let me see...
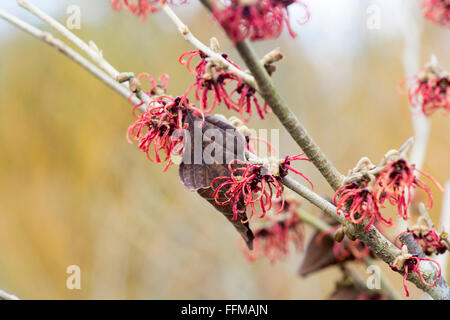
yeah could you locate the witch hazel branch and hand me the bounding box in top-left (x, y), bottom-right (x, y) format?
top-left (1, 0), bottom-right (450, 299)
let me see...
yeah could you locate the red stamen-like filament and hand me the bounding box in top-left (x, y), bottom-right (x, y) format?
top-left (212, 155), bottom-right (311, 222)
top-left (179, 50), bottom-right (269, 122)
top-left (391, 255), bottom-right (442, 297)
top-left (334, 181), bottom-right (392, 230)
top-left (421, 0), bottom-right (450, 28)
top-left (374, 159), bottom-right (444, 220)
top-left (394, 229), bottom-right (448, 256)
top-left (243, 211), bottom-right (303, 263)
top-left (405, 62), bottom-right (449, 116)
top-left (111, 0), bottom-right (188, 20)
top-left (211, 0), bottom-right (310, 43)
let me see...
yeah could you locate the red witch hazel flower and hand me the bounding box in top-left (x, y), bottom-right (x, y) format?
top-left (127, 96), bottom-right (188, 171)
top-left (179, 49), bottom-right (269, 122)
top-left (373, 158), bottom-right (444, 221)
top-left (212, 0), bottom-right (310, 43)
top-left (334, 179), bottom-right (392, 231)
top-left (390, 246), bottom-right (442, 297)
top-left (126, 73), bottom-right (204, 171)
top-left (405, 58), bottom-right (449, 116)
top-left (179, 50), bottom-right (237, 114)
top-left (111, 0), bottom-right (188, 20)
top-left (242, 203), bottom-right (304, 263)
top-left (394, 217), bottom-right (449, 256)
top-left (421, 0), bottom-right (450, 28)
top-left (136, 73), bottom-right (170, 98)
top-left (211, 154), bottom-right (312, 223)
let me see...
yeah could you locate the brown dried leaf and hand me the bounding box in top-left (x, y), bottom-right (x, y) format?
top-left (298, 228), bottom-right (341, 277)
top-left (179, 112), bottom-right (247, 190)
top-left (178, 112), bottom-right (254, 249)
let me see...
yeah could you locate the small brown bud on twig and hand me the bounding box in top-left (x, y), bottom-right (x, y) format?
top-left (129, 77), bottom-right (142, 93)
top-left (334, 227), bottom-right (345, 242)
top-left (210, 37), bottom-right (220, 53)
top-left (344, 227), bottom-right (356, 241)
top-left (261, 47), bottom-right (284, 76)
top-left (262, 47), bottom-right (284, 65)
top-left (116, 72), bottom-right (134, 83)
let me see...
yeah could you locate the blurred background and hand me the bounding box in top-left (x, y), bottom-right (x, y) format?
top-left (0, 0), bottom-right (449, 299)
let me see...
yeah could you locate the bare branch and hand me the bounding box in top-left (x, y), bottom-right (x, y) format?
top-left (161, 5), bottom-right (257, 89)
top-left (17, 0), bottom-right (153, 110)
top-left (0, 8), bottom-right (140, 107)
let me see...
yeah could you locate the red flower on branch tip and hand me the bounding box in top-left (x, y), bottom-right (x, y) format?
top-left (394, 218), bottom-right (449, 256)
top-left (421, 0), bottom-right (450, 28)
top-left (374, 158), bottom-right (444, 221)
top-left (179, 50), bottom-right (269, 122)
top-left (405, 62), bottom-right (449, 116)
top-left (127, 95), bottom-right (194, 171)
top-left (211, 155), bottom-right (311, 223)
top-left (334, 181), bottom-right (391, 231)
top-left (211, 159), bottom-right (285, 222)
top-left (242, 210), bottom-right (304, 263)
top-left (391, 252), bottom-right (442, 297)
top-left (280, 154), bottom-right (313, 189)
top-left (111, 0), bottom-right (188, 20)
top-left (212, 0), bottom-right (310, 43)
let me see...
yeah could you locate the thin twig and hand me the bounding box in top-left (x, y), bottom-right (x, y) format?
top-left (297, 209), bottom-right (329, 232)
top-left (17, 0), bottom-right (153, 110)
top-left (0, 8), bottom-right (140, 106)
top-left (161, 5), bottom-right (257, 89)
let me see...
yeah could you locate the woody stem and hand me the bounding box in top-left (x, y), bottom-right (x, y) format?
top-left (283, 175), bottom-right (449, 300)
top-left (199, 0), bottom-right (344, 191)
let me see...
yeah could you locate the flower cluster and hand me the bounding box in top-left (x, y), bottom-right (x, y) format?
top-left (211, 155), bottom-right (311, 222)
top-left (421, 0), bottom-right (450, 28)
top-left (111, 0), bottom-right (188, 20)
top-left (395, 229), bottom-right (448, 256)
top-left (390, 248), bottom-right (442, 297)
top-left (394, 217), bottom-right (449, 256)
top-left (335, 158), bottom-right (443, 230)
top-left (126, 74), bottom-right (202, 171)
top-left (211, 0), bottom-right (310, 43)
top-left (374, 159), bottom-right (444, 220)
top-left (242, 205), bottom-right (304, 263)
top-left (406, 60), bottom-right (449, 116)
top-left (335, 181), bottom-right (391, 231)
top-left (179, 50), bottom-right (269, 122)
